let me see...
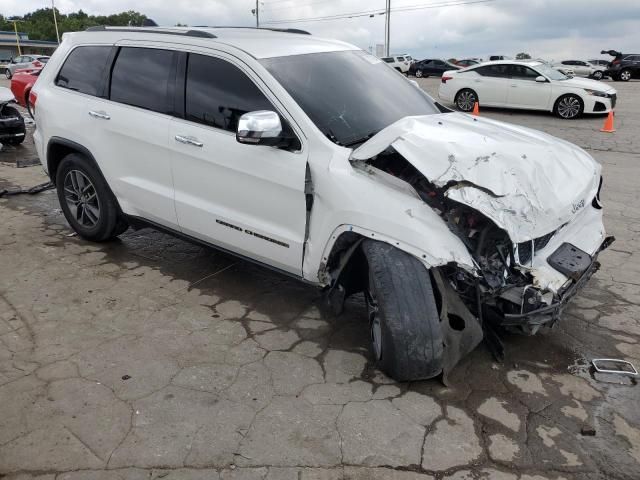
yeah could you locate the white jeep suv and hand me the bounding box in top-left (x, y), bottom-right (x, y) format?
top-left (32, 27), bottom-right (612, 381)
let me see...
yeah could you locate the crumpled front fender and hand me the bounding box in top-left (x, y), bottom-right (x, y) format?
top-left (304, 162), bottom-right (477, 285)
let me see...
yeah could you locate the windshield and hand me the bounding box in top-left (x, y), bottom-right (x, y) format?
top-left (261, 50), bottom-right (440, 146)
top-left (534, 64), bottom-right (568, 80)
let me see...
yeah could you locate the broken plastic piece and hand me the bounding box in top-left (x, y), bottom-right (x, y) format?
top-left (592, 358), bottom-right (638, 377)
top-left (0, 181), bottom-right (54, 198)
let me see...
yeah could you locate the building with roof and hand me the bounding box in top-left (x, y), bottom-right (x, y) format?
top-left (0, 30), bottom-right (58, 60)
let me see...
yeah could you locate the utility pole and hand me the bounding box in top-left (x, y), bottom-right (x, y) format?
top-left (12, 20), bottom-right (22, 56)
top-left (52, 0), bottom-right (60, 44)
top-left (256, 0), bottom-right (260, 28)
top-left (384, 0), bottom-right (390, 56)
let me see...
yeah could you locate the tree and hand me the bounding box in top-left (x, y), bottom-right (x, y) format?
top-left (0, 8), bottom-right (148, 42)
top-left (515, 52), bottom-right (531, 60)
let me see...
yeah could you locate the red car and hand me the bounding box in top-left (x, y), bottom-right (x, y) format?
top-left (10, 68), bottom-right (41, 116)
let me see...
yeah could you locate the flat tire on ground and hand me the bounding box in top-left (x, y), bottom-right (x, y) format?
top-left (362, 239), bottom-right (443, 381)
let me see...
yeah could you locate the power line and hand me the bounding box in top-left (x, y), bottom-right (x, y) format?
top-left (263, 0), bottom-right (342, 13)
top-left (261, 0), bottom-right (496, 25)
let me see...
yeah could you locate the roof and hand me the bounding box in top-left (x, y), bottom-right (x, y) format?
top-left (476, 60), bottom-right (544, 67)
top-left (73, 26), bottom-right (358, 59)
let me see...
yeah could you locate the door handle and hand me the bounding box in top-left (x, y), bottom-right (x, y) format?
top-left (88, 110), bottom-right (110, 120)
top-left (175, 135), bottom-right (203, 147)
top-left (510, 84), bottom-right (517, 87)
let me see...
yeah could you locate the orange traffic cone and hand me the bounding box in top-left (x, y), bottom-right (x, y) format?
top-left (600, 110), bottom-right (615, 133)
top-left (472, 102), bottom-right (480, 116)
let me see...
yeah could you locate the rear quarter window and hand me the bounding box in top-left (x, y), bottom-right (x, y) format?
top-left (55, 46), bottom-right (113, 97)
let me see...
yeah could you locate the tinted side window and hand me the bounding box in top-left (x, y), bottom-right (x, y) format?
top-left (510, 65), bottom-right (540, 80)
top-left (110, 47), bottom-right (175, 114)
top-left (56, 46), bottom-right (112, 96)
top-left (185, 54), bottom-right (275, 132)
top-left (475, 64), bottom-right (509, 77)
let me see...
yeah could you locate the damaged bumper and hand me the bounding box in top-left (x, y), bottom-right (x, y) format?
top-left (500, 236), bottom-right (614, 330)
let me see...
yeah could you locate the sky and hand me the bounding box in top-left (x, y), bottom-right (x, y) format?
top-left (5, 0), bottom-right (640, 61)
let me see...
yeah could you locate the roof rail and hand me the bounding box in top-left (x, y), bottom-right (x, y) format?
top-left (267, 28), bottom-right (311, 35)
top-left (191, 26), bottom-right (311, 35)
top-left (85, 26), bottom-right (216, 39)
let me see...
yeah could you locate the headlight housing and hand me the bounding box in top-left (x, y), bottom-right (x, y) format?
top-left (584, 89), bottom-right (608, 97)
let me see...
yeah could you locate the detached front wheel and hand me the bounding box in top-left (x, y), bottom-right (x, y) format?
top-left (362, 240), bottom-right (443, 381)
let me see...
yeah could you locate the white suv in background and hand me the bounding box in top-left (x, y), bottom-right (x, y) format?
top-left (32, 27), bottom-right (611, 381)
top-left (381, 55), bottom-right (410, 74)
top-left (554, 60), bottom-right (606, 80)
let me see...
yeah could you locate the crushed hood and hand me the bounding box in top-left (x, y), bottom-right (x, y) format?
top-left (350, 113), bottom-right (601, 243)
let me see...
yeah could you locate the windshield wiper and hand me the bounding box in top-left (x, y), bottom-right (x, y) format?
top-left (342, 130), bottom-right (380, 148)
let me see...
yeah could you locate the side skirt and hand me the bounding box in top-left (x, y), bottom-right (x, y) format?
top-left (124, 215), bottom-right (317, 286)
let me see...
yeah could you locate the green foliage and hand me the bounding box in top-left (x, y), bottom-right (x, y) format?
top-left (515, 52), bottom-right (532, 60)
top-left (0, 9), bottom-right (148, 42)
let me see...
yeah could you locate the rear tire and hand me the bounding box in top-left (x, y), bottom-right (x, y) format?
top-left (619, 69), bottom-right (632, 82)
top-left (56, 153), bottom-right (125, 242)
top-left (554, 94), bottom-right (583, 119)
top-left (591, 70), bottom-right (604, 80)
top-left (455, 88), bottom-right (478, 112)
top-left (4, 69), bottom-right (11, 80)
top-left (362, 240), bottom-right (443, 381)
top-left (415, 70), bottom-right (423, 78)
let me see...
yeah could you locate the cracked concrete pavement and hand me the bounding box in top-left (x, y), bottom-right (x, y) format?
top-left (0, 77), bottom-right (639, 480)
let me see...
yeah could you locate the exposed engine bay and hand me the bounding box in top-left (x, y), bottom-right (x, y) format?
top-left (361, 147), bottom-right (607, 339)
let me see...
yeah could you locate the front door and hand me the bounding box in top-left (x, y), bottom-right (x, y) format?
top-left (506, 64), bottom-right (551, 109)
top-left (169, 51), bottom-right (308, 276)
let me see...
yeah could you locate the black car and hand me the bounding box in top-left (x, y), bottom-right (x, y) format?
top-left (409, 59), bottom-right (459, 77)
top-left (602, 50), bottom-right (640, 82)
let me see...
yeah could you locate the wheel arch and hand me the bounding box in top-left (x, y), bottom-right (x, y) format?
top-left (46, 137), bottom-right (101, 186)
top-left (317, 223), bottom-right (476, 293)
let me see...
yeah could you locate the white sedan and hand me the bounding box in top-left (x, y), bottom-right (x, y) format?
top-left (438, 60), bottom-right (617, 119)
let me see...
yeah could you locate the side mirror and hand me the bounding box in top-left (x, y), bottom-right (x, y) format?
top-left (236, 110), bottom-right (284, 146)
top-left (408, 79), bottom-right (419, 88)
top-left (535, 75), bottom-right (547, 83)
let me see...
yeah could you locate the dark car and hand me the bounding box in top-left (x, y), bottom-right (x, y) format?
top-left (409, 59), bottom-right (460, 77)
top-left (602, 50), bottom-right (640, 81)
top-left (455, 59), bottom-right (480, 67)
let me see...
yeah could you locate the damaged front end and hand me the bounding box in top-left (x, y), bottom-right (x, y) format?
top-left (350, 113), bottom-right (613, 367)
top-left (364, 147), bottom-right (612, 335)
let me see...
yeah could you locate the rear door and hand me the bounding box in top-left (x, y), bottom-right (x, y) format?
top-left (431, 60), bottom-right (447, 75)
top-left (573, 61), bottom-right (590, 76)
top-left (169, 51), bottom-right (308, 275)
top-left (84, 44), bottom-right (178, 228)
top-left (470, 64), bottom-right (510, 106)
top-left (506, 64), bottom-right (551, 109)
